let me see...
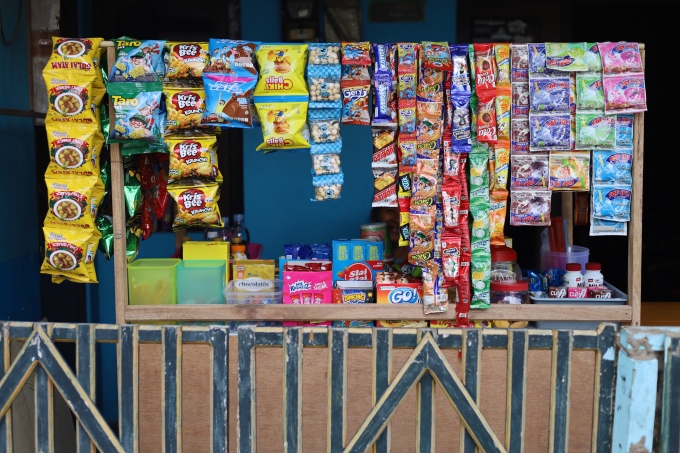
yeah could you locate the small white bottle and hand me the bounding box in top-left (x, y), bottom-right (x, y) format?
top-left (562, 263), bottom-right (584, 288)
top-left (583, 262), bottom-right (604, 287)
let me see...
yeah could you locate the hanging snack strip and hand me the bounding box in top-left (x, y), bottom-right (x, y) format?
top-left (307, 43), bottom-right (344, 201)
top-left (598, 41), bottom-right (647, 115)
top-left (511, 43), bottom-right (530, 153)
top-left (340, 42), bottom-right (371, 126)
top-left (41, 37), bottom-right (107, 284)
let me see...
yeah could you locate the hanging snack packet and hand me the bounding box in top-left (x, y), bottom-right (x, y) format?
top-left (398, 100), bottom-right (416, 135)
top-left (512, 82), bottom-right (529, 117)
top-left (592, 185), bottom-right (631, 222)
top-left (590, 213), bottom-right (627, 237)
top-left (510, 189), bottom-right (552, 226)
top-left (43, 72), bottom-right (100, 125)
top-left (169, 184), bottom-right (223, 230)
top-left (545, 42), bottom-right (588, 72)
top-left (442, 179), bottom-right (461, 228)
top-left (205, 39), bottom-right (260, 77)
top-left (341, 83), bottom-right (370, 125)
top-left (616, 114), bottom-right (634, 149)
top-left (46, 125), bottom-right (104, 177)
top-left (529, 113), bottom-right (571, 151)
top-left (489, 190), bottom-right (508, 246)
top-left (410, 159), bottom-right (438, 215)
top-left (511, 118), bottom-right (530, 153)
top-left (495, 87), bottom-right (511, 141)
top-left (254, 44), bottom-right (308, 96)
top-left (511, 43), bottom-right (529, 82)
top-left (468, 44), bottom-right (477, 91)
top-left (530, 77), bottom-right (570, 113)
top-left (254, 97), bottom-right (310, 152)
top-left (341, 42), bottom-right (372, 66)
top-left (163, 85), bottom-right (206, 133)
top-left (372, 136), bottom-right (397, 165)
top-left (473, 43), bottom-right (497, 91)
top-left (593, 149), bottom-right (633, 185)
top-left (399, 135), bottom-right (417, 171)
top-left (603, 74), bottom-right (648, 114)
top-left (421, 42), bottom-right (452, 71)
top-left (202, 73), bottom-right (256, 128)
top-left (372, 165), bottom-right (398, 207)
top-left (309, 43), bottom-right (340, 65)
top-left (477, 89), bottom-right (497, 144)
top-left (450, 44), bottom-right (471, 92)
top-left (494, 43), bottom-right (511, 86)
top-left (309, 111), bottom-right (342, 153)
top-left (598, 42), bottom-right (643, 75)
top-left (47, 37), bottom-right (103, 75)
top-left (575, 72), bottom-right (605, 111)
top-left (108, 82), bottom-right (164, 147)
top-left (311, 173), bottom-right (343, 202)
top-left (493, 140), bottom-right (510, 190)
top-left (441, 234), bottom-right (461, 282)
top-left (417, 66), bottom-right (444, 103)
top-left (44, 175), bottom-right (105, 229)
top-left (576, 112), bottom-right (616, 149)
top-left (408, 213), bottom-right (435, 265)
top-left (469, 93), bottom-right (478, 142)
top-left (444, 146), bottom-right (467, 178)
top-left (397, 172), bottom-right (412, 248)
top-left (164, 42), bottom-right (209, 80)
top-left (585, 43), bottom-right (602, 73)
top-left (165, 135), bottom-right (216, 184)
top-left (312, 153), bottom-right (341, 175)
top-left (549, 150), bottom-right (591, 191)
top-left (124, 168), bottom-right (143, 219)
top-left (451, 94), bottom-right (472, 152)
top-left (41, 226), bottom-right (100, 284)
top-left (511, 153), bottom-right (549, 187)
top-left (528, 43), bottom-right (560, 77)
top-left (109, 37), bottom-right (166, 82)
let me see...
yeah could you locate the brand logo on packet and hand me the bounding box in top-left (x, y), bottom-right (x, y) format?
top-left (387, 287), bottom-right (419, 304)
top-left (288, 280), bottom-right (311, 292)
top-left (605, 189), bottom-right (631, 200)
top-left (341, 263), bottom-right (372, 281)
top-left (546, 56), bottom-right (575, 68)
top-left (173, 92), bottom-right (202, 115)
top-left (178, 189), bottom-right (207, 213)
top-left (174, 44), bottom-right (205, 63)
top-left (343, 87), bottom-right (367, 100)
top-left (342, 292), bottom-right (366, 303)
top-left (265, 137), bottom-right (294, 147)
top-left (234, 279), bottom-right (274, 292)
top-left (265, 76), bottom-right (292, 91)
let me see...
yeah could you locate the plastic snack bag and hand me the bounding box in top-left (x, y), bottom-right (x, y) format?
top-left (205, 39), bottom-right (260, 77)
top-left (202, 73), bottom-right (257, 128)
top-left (45, 125), bottom-right (104, 177)
top-left (164, 135), bottom-right (216, 185)
top-left (311, 173), bottom-right (343, 202)
top-left (575, 112), bottom-right (616, 149)
top-left (44, 175), bottom-right (105, 229)
top-left (254, 97), bottom-right (310, 152)
top-left (163, 85), bottom-right (207, 133)
top-left (46, 37), bottom-right (104, 75)
top-left (164, 42), bottom-right (210, 80)
top-left (108, 81), bottom-right (165, 148)
top-left (169, 184), bottom-right (223, 230)
top-left (545, 42), bottom-right (588, 72)
top-left (43, 72), bottom-right (102, 126)
top-left (41, 226), bottom-right (101, 283)
top-left (254, 44), bottom-right (309, 96)
top-left (108, 37), bottom-right (166, 83)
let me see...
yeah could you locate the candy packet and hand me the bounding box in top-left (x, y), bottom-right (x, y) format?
top-left (549, 150), bottom-right (591, 191)
top-left (509, 189), bottom-right (551, 226)
top-left (451, 94), bottom-right (472, 152)
top-left (311, 173), bottom-right (343, 202)
top-left (421, 42), bottom-right (452, 71)
top-left (575, 112), bottom-right (616, 149)
top-left (254, 97), bottom-right (310, 152)
top-left (545, 42), bottom-right (588, 72)
top-left (489, 190), bottom-right (508, 246)
top-left (254, 44), bottom-right (309, 96)
top-left (593, 149), bottom-right (633, 185)
top-left (399, 134), bottom-right (417, 171)
top-left (473, 43), bottom-right (497, 91)
top-left (494, 43), bottom-right (511, 86)
top-left (373, 165), bottom-right (398, 207)
top-left (450, 44), bottom-right (471, 91)
top-left (477, 89), bottom-right (497, 144)
top-left (592, 185), bottom-right (631, 222)
top-left (205, 39), bottom-right (260, 77)
top-left (495, 87), bottom-right (511, 140)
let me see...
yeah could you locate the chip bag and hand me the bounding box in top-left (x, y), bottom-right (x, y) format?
top-left (163, 85), bottom-right (207, 133)
top-left (41, 226), bottom-right (101, 283)
top-left (43, 72), bottom-right (101, 125)
top-left (254, 97), bottom-right (310, 152)
top-left (205, 39), bottom-right (260, 77)
top-left (164, 135), bottom-right (216, 184)
top-left (44, 175), bottom-right (105, 230)
top-left (202, 73), bottom-right (256, 128)
top-left (169, 184), bottom-right (223, 231)
top-left (163, 42), bottom-right (210, 80)
top-left (108, 37), bottom-right (166, 82)
top-left (46, 37), bottom-right (103, 75)
top-left (254, 44), bottom-right (309, 96)
top-left (108, 81), bottom-right (164, 147)
top-left (45, 125), bottom-right (104, 177)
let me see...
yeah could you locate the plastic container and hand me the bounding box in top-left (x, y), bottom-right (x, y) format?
top-left (563, 263), bottom-right (585, 288)
top-left (231, 243), bottom-right (247, 260)
top-left (127, 259), bottom-right (180, 305)
top-left (221, 216), bottom-right (233, 243)
top-left (491, 244), bottom-right (522, 281)
top-left (540, 245), bottom-right (589, 272)
top-left (177, 260), bottom-right (226, 305)
top-left (225, 279), bottom-right (283, 334)
top-left (231, 213), bottom-right (250, 248)
top-left (490, 280), bottom-right (529, 304)
top-left (584, 262), bottom-right (604, 287)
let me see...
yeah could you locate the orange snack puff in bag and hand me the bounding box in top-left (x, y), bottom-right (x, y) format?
top-left (254, 44), bottom-right (309, 96)
top-left (169, 184), bottom-right (223, 231)
top-left (490, 190), bottom-right (508, 246)
top-left (43, 72), bottom-right (101, 125)
top-left (45, 175), bottom-right (105, 230)
top-left (45, 124), bottom-right (104, 177)
top-left (41, 226), bottom-right (101, 284)
top-left (164, 135), bottom-right (215, 184)
top-left (164, 86), bottom-right (207, 133)
top-left (46, 37), bottom-right (103, 74)
top-left (164, 42), bottom-right (210, 80)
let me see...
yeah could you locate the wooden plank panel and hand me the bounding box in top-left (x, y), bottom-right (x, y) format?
top-left (119, 325), bottom-right (139, 453)
top-left (124, 304), bottom-right (632, 323)
top-left (591, 324), bottom-right (617, 453)
top-left (460, 329), bottom-right (481, 452)
top-left (549, 331), bottom-right (573, 453)
top-left (162, 327), bottom-right (182, 453)
top-left (506, 330), bottom-right (528, 452)
top-left (237, 328), bottom-right (256, 452)
top-left (209, 327), bottom-right (229, 453)
top-left (283, 328), bottom-right (303, 453)
top-left (372, 329), bottom-right (391, 453)
top-left (661, 336), bottom-right (680, 453)
top-left (416, 330), bottom-right (435, 453)
top-left (35, 366), bottom-right (54, 453)
top-left (302, 348), bottom-right (328, 453)
top-left (328, 329), bottom-right (347, 453)
top-left (77, 324), bottom-right (96, 453)
top-left (0, 324), bottom-right (12, 453)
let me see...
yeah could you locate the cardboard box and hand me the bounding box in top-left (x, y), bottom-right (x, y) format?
top-left (376, 281), bottom-right (426, 328)
top-left (183, 241), bottom-right (230, 282)
top-left (332, 239), bottom-right (384, 282)
top-left (232, 259), bottom-right (275, 291)
top-left (282, 262), bottom-right (333, 327)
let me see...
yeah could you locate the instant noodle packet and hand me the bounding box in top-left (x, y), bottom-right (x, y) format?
top-left (45, 125), bottom-right (104, 177)
top-left (44, 175), bottom-right (105, 230)
top-left (46, 37), bottom-right (103, 75)
top-left (164, 135), bottom-right (216, 184)
top-left (205, 39), bottom-right (260, 76)
top-left (254, 44), bottom-right (309, 96)
top-left (254, 97), bottom-right (310, 152)
top-left (163, 85), bottom-right (207, 133)
top-left (41, 226), bottom-right (101, 283)
top-left (163, 42), bottom-right (210, 80)
top-left (169, 184), bottom-right (223, 230)
top-left (108, 81), bottom-right (164, 147)
top-left (202, 73), bottom-right (256, 128)
top-left (109, 37), bottom-right (166, 82)
top-left (43, 72), bottom-right (101, 126)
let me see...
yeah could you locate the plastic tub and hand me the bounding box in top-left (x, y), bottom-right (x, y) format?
top-left (225, 279), bottom-right (282, 334)
top-left (540, 245), bottom-right (589, 272)
top-left (177, 260), bottom-right (226, 305)
top-left (127, 259), bottom-right (180, 305)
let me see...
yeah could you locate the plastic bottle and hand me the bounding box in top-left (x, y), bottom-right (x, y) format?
top-left (562, 263), bottom-right (584, 288)
top-left (231, 243), bottom-right (247, 260)
top-left (583, 262), bottom-right (604, 287)
top-left (221, 216), bottom-right (233, 243)
top-left (205, 230), bottom-right (222, 241)
top-left (231, 213), bottom-right (250, 256)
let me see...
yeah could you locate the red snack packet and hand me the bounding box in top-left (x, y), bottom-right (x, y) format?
top-left (421, 42), bottom-right (453, 71)
top-left (477, 89), bottom-right (498, 144)
top-left (441, 233), bottom-right (462, 283)
top-left (455, 280), bottom-right (472, 328)
top-left (473, 43), bottom-right (497, 91)
top-left (141, 194), bottom-right (156, 240)
top-left (442, 179), bottom-right (462, 228)
top-left (341, 42), bottom-right (372, 66)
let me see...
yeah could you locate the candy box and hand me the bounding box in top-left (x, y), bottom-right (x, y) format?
top-left (376, 281), bottom-right (425, 328)
top-left (588, 286), bottom-right (612, 298)
top-left (232, 259), bottom-right (275, 291)
top-left (282, 263), bottom-right (333, 327)
top-left (567, 287), bottom-right (588, 299)
top-left (332, 239), bottom-right (384, 282)
top-left (332, 280), bottom-right (375, 327)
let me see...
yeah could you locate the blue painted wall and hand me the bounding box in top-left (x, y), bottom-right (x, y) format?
top-left (0, 0), bottom-right (41, 321)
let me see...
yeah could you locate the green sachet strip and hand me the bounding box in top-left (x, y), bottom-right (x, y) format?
top-left (471, 249), bottom-right (491, 308)
top-left (585, 43), bottom-right (602, 72)
top-left (124, 170), bottom-right (142, 218)
top-left (468, 43), bottom-right (476, 91)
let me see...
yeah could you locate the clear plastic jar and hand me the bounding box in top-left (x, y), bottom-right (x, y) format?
top-left (490, 280), bottom-right (529, 304)
top-left (490, 244), bottom-right (522, 281)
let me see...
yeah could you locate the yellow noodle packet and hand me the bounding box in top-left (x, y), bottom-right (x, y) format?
top-left (254, 44), bottom-right (309, 96)
top-left (45, 175), bottom-right (105, 230)
top-left (46, 37), bottom-right (103, 74)
top-left (41, 226), bottom-right (101, 283)
top-left (45, 124), bottom-right (104, 177)
top-left (254, 99), bottom-right (310, 152)
top-left (43, 71), bottom-right (102, 126)
top-left (169, 184), bottom-right (223, 231)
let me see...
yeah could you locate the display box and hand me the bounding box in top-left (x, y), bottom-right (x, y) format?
top-left (376, 281), bottom-right (426, 328)
top-left (332, 239), bottom-right (384, 282)
top-left (282, 262), bottom-right (333, 327)
top-left (127, 258), bottom-right (180, 306)
top-left (225, 279), bottom-right (282, 334)
top-left (183, 241), bottom-right (230, 282)
top-left (332, 280), bottom-right (375, 327)
top-left (232, 259), bottom-right (276, 292)
top-left (176, 260), bottom-right (226, 305)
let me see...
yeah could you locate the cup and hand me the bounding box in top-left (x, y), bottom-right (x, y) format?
top-left (540, 245), bottom-right (589, 272)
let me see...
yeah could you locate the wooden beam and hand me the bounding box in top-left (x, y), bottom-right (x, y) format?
top-left (124, 304), bottom-right (633, 323)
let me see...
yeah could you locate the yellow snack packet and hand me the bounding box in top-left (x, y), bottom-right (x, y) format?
top-left (43, 71), bottom-right (101, 126)
top-left (493, 140), bottom-right (510, 191)
top-left (46, 37), bottom-right (103, 75)
top-left (45, 125), bottom-right (104, 177)
top-left (45, 175), bottom-right (105, 230)
top-left (164, 135), bottom-right (215, 184)
top-left (254, 44), bottom-right (309, 96)
top-left (41, 226), bottom-right (101, 283)
top-left (255, 100), bottom-right (310, 152)
top-left (163, 85), bottom-right (207, 133)
top-left (169, 184), bottom-right (223, 231)
top-left (164, 42), bottom-right (210, 80)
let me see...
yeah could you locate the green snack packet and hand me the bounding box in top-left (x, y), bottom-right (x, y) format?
top-left (124, 170), bottom-right (143, 218)
top-left (545, 42), bottom-right (587, 72)
top-left (107, 81), bottom-right (164, 149)
top-left (121, 142), bottom-right (161, 157)
top-left (576, 112), bottom-right (616, 149)
top-left (585, 43), bottom-right (602, 72)
top-left (470, 208), bottom-right (490, 244)
top-left (576, 73), bottom-right (605, 111)
top-left (126, 226), bottom-right (141, 263)
top-left (468, 149), bottom-right (490, 201)
top-left (471, 249), bottom-right (491, 308)
top-left (96, 214), bottom-right (114, 260)
top-left (468, 43), bottom-right (476, 91)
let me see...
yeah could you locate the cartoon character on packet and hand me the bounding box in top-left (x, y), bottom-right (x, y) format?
top-left (267, 109), bottom-right (290, 134)
top-left (269, 50), bottom-right (292, 73)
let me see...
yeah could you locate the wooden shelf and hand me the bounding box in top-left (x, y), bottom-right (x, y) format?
top-left (124, 303), bottom-right (632, 323)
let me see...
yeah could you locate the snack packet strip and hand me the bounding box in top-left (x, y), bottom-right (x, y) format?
top-left (494, 43), bottom-right (511, 87)
top-left (45, 125), bottom-right (104, 178)
top-left (512, 82), bottom-right (529, 118)
top-left (397, 172), bottom-right (412, 247)
top-left (592, 184), bottom-right (631, 222)
top-left (489, 189), bottom-right (508, 246)
top-left (308, 43), bottom-right (342, 110)
top-left (41, 225), bottom-right (101, 284)
top-left (473, 43), bottom-right (497, 92)
top-left (575, 112), bottom-right (616, 149)
top-left (468, 148), bottom-right (490, 308)
top-left (495, 87), bottom-right (511, 141)
top-left (545, 42), bottom-right (588, 72)
top-left (592, 149), bottom-right (632, 185)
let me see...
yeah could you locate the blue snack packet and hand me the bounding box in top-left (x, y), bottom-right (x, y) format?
top-left (109, 37), bottom-right (166, 83)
